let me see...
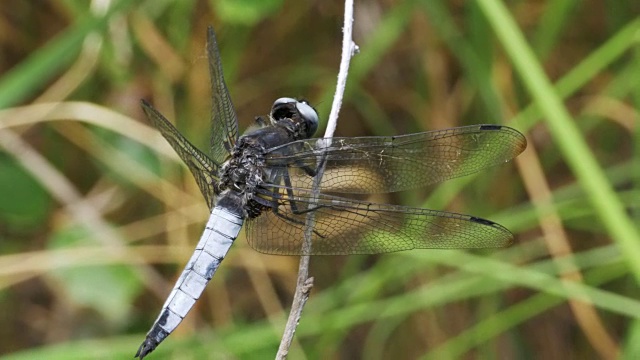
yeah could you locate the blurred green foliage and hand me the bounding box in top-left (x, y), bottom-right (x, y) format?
top-left (48, 225), bottom-right (143, 328)
top-left (212, 0), bottom-right (284, 25)
top-left (0, 155), bottom-right (50, 228)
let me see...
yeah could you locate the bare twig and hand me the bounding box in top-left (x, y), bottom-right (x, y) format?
top-left (276, 1), bottom-right (358, 358)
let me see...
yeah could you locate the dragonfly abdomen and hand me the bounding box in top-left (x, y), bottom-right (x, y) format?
top-left (136, 198), bottom-right (244, 359)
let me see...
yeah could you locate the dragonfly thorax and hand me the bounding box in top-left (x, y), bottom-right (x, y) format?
top-left (219, 137), bottom-right (266, 194)
top-left (219, 98), bottom-right (318, 196)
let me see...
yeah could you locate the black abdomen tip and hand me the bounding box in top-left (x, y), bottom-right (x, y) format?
top-left (135, 337), bottom-right (158, 359)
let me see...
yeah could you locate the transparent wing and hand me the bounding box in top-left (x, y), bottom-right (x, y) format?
top-left (207, 26), bottom-right (239, 164)
top-left (263, 125), bottom-right (526, 194)
top-left (141, 100), bottom-right (219, 209)
top-left (245, 186), bottom-right (512, 255)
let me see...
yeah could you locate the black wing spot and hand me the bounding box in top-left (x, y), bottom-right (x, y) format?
top-left (479, 124), bottom-right (502, 131)
top-left (480, 124), bottom-right (503, 131)
top-left (470, 216), bottom-right (498, 227)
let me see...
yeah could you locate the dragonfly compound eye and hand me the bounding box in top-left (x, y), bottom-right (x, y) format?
top-left (295, 100), bottom-right (319, 137)
top-left (270, 98), bottom-right (318, 137)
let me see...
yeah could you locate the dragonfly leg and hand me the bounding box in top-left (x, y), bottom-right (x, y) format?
top-left (296, 160), bottom-right (317, 177)
top-left (253, 187), bottom-right (326, 238)
top-left (280, 170), bottom-right (325, 215)
top-left (272, 207), bottom-right (326, 238)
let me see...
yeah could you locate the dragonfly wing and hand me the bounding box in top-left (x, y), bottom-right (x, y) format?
top-left (141, 100), bottom-right (219, 209)
top-left (207, 26), bottom-right (239, 165)
top-left (263, 125), bottom-right (526, 194)
top-left (245, 187), bottom-right (512, 255)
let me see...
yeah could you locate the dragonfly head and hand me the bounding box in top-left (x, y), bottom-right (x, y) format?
top-left (271, 97), bottom-right (319, 138)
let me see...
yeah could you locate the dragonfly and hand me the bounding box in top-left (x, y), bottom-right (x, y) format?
top-left (135, 26), bottom-right (527, 358)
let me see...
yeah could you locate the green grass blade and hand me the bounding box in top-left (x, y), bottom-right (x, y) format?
top-left (477, 0), bottom-right (640, 280)
top-left (0, 0), bottom-right (134, 109)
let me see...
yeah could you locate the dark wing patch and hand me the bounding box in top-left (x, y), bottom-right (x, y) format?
top-left (263, 125), bottom-right (526, 194)
top-left (245, 187), bottom-right (512, 255)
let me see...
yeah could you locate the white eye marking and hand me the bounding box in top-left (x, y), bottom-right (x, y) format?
top-left (273, 97), bottom-right (297, 106)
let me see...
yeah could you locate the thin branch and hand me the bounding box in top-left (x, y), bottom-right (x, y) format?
top-left (276, 1), bottom-right (358, 358)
